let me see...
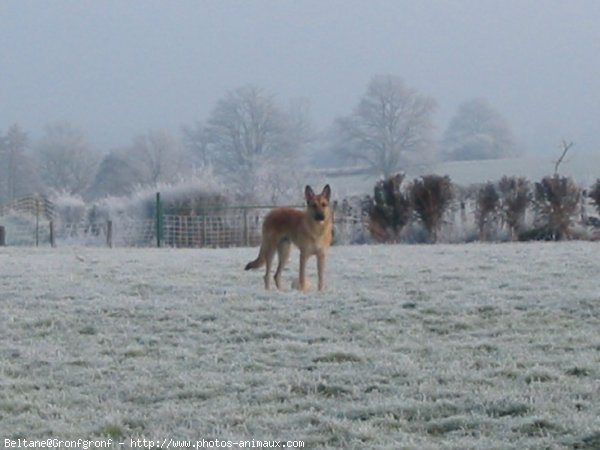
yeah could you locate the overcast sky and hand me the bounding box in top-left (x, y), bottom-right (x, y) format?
top-left (1, 0), bottom-right (599, 157)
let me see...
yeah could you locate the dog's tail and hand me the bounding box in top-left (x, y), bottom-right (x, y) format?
top-left (244, 256), bottom-right (264, 271)
top-left (245, 248), bottom-right (266, 270)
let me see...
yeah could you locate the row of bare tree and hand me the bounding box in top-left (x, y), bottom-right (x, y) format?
top-left (1, 75), bottom-right (519, 206)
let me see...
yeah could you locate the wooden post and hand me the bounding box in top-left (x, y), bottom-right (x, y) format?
top-left (202, 214), bottom-right (207, 247)
top-left (107, 220), bottom-right (113, 248)
top-left (49, 221), bottom-right (55, 247)
top-left (243, 208), bottom-right (249, 246)
top-left (0, 226), bottom-right (5, 246)
top-left (185, 216), bottom-right (190, 247)
top-left (35, 197), bottom-right (40, 247)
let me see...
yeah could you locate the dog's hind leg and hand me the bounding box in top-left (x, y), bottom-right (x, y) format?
top-left (263, 246), bottom-right (277, 290)
top-left (274, 239), bottom-right (291, 290)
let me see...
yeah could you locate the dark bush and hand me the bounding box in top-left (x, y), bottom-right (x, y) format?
top-left (409, 175), bottom-right (453, 243)
top-left (589, 179), bottom-right (600, 216)
top-left (533, 175), bottom-right (581, 240)
top-left (366, 173), bottom-right (411, 242)
top-left (498, 176), bottom-right (530, 241)
top-left (475, 183), bottom-right (500, 241)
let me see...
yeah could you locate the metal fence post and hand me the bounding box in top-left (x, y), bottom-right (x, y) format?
top-left (49, 220), bottom-right (55, 247)
top-left (35, 197), bottom-right (40, 247)
top-left (203, 214), bottom-right (207, 247)
top-left (0, 226), bottom-right (5, 246)
top-left (243, 207), bottom-right (249, 246)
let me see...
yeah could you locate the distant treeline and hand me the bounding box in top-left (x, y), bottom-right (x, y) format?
top-left (336, 174), bottom-right (600, 245)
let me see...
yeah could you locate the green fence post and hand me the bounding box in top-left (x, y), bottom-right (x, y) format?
top-left (49, 220), bottom-right (55, 247)
top-left (107, 220), bottom-right (113, 248)
top-left (202, 213), bottom-right (207, 247)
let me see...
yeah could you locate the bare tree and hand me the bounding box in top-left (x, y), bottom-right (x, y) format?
top-left (130, 129), bottom-right (186, 186)
top-left (332, 75), bottom-right (437, 177)
top-left (205, 85), bottom-right (308, 200)
top-left (0, 124), bottom-right (40, 203)
top-left (443, 98), bottom-right (517, 161)
top-left (554, 139), bottom-right (574, 175)
top-left (86, 150), bottom-right (144, 199)
top-left (36, 123), bottom-right (99, 195)
top-left (183, 121), bottom-right (211, 170)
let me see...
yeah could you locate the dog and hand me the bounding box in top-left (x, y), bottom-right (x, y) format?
top-left (245, 185), bottom-right (333, 291)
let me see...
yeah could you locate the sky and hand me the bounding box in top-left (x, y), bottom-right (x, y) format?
top-left (1, 0), bottom-right (600, 158)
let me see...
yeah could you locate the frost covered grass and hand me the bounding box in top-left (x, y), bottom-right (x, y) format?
top-left (1, 242), bottom-right (599, 449)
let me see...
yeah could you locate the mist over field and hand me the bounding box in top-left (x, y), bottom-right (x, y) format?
top-left (2, 0), bottom-right (600, 155)
top-left (3, 1), bottom-right (600, 209)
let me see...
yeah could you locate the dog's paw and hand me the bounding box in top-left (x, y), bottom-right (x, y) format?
top-left (291, 279), bottom-right (312, 291)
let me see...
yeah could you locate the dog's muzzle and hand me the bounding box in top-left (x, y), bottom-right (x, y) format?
top-left (314, 212), bottom-right (325, 221)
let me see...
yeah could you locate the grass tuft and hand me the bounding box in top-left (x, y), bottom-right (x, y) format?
top-left (96, 424), bottom-right (125, 439)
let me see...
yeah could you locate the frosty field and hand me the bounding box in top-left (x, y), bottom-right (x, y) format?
top-left (1, 243), bottom-right (599, 449)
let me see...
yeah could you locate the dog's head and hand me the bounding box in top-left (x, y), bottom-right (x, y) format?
top-left (305, 185), bottom-right (331, 222)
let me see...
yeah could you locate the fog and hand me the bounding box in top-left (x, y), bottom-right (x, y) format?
top-left (2, 0), bottom-right (600, 156)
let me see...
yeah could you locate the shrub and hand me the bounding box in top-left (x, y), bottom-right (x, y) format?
top-left (366, 174), bottom-right (411, 243)
top-left (498, 176), bottom-right (530, 241)
top-left (475, 183), bottom-right (500, 241)
top-left (589, 179), bottom-right (600, 216)
top-left (50, 192), bottom-right (85, 224)
top-left (409, 175), bottom-right (453, 243)
top-left (331, 196), bottom-right (371, 244)
top-left (532, 175), bottom-right (581, 240)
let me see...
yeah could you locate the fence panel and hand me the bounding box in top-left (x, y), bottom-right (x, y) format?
top-left (24, 219), bottom-right (155, 247)
top-left (162, 208), bottom-right (268, 248)
top-left (0, 199), bottom-right (367, 248)
top-left (0, 213), bottom-right (52, 246)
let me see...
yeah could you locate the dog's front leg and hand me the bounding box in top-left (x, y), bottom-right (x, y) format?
top-left (298, 251), bottom-right (309, 291)
top-left (316, 250), bottom-right (326, 291)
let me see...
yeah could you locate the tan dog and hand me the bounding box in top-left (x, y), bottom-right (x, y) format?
top-left (245, 185), bottom-right (333, 291)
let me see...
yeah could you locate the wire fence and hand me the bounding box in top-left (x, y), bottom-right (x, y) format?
top-left (0, 205), bottom-right (366, 248)
top-left (162, 212), bottom-right (264, 248)
top-left (0, 197), bottom-right (363, 248)
top-left (0, 194), bottom-right (55, 220)
top-left (0, 194), bottom-right (58, 246)
top-left (4, 193), bottom-right (599, 248)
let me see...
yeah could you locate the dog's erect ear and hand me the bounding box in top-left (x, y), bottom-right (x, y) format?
top-left (321, 184), bottom-right (331, 201)
top-left (305, 185), bottom-right (315, 202)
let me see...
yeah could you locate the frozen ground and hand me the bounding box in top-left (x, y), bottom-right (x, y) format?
top-left (1, 243), bottom-right (599, 449)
